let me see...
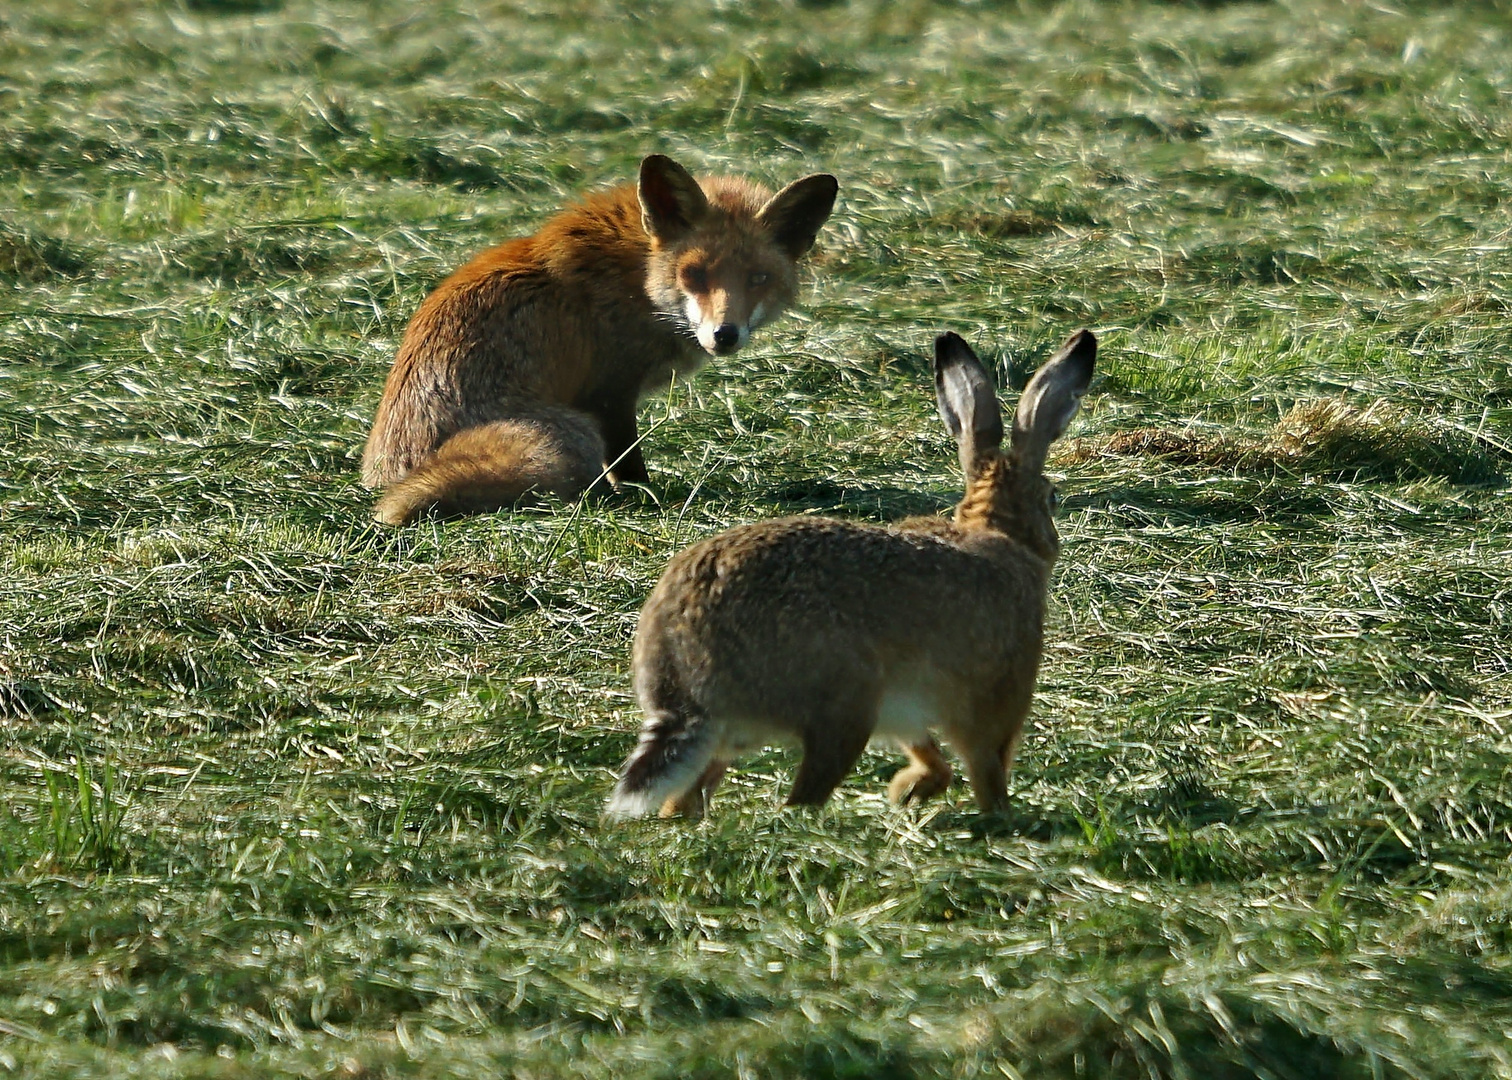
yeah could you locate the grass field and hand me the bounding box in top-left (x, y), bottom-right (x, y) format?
top-left (3, 0), bottom-right (1512, 1075)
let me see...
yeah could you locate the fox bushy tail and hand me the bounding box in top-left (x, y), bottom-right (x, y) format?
top-left (375, 408), bottom-right (605, 525)
top-left (604, 708), bottom-right (716, 820)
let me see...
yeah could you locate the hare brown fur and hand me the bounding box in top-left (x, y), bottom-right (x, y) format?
top-left (606, 328), bottom-right (1097, 819)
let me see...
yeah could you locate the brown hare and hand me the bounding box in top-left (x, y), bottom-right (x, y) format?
top-left (606, 328), bottom-right (1097, 819)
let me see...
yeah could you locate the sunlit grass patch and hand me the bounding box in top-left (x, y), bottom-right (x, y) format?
top-left (2, 0), bottom-right (1512, 1076)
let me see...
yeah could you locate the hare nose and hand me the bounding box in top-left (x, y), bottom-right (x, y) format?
top-left (712, 324), bottom-right (740, 351)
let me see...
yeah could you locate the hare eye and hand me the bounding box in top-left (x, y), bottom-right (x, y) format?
top-left (749, 271), bottom-right (770, 287)
top-left (1047, 485), bottom-right (1061, 512)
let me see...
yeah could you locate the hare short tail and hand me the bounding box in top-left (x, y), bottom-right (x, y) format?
top-left (605, 707), bottom-right (717, 820)
top-left (375, 407), bottom-right (606, 525)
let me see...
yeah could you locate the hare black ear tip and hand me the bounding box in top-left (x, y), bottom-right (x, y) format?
top-left (934, 331), bottom-right (972, 359)
top-left (1063, 328), bottom-right (1098, 370)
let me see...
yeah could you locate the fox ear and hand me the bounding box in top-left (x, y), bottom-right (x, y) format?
top-left (639, 155), bottom-right (710, 243)
top-left (934, 332), bottom-right (1003, 478)
top-left (757, 173), bottom-right (838, 258)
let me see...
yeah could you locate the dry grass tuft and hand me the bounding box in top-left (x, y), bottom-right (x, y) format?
top-left (1066, 398), bottom-right (1500, 483)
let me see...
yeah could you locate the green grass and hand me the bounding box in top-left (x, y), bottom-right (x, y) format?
top-left (3, 0), bottom-right (1512, 1075)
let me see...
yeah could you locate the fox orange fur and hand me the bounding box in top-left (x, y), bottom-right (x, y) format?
top-left (361, 154), bottom-right (838, 524)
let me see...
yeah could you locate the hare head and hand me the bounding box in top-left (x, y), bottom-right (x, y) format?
top-left (939, 329), bottom-right (1097, 560)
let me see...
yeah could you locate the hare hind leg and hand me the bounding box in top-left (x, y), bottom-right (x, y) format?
top-left (660, 759), bottom-right (729, 819)
top-left (888, 736), bottom-right (953, 805)
top-left (785, 720), bottom-right (873, 808)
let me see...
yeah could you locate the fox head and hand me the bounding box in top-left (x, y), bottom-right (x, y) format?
top-left (639, 154), bottom-right (838, 357)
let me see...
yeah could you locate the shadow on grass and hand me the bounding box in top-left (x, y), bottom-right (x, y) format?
top-left (1081, 482), bottom-right (1339, 526)
top-left (703, 477), bottom-right (953, 521)
top-left (640, 1019), bottom-right (935, 1080)
top-left (928, 804), bottom-right (1091, 844)
top-left (978, 983), bottom-right (1423, 1080)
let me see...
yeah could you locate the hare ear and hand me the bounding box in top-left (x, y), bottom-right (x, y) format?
top-left (1011, 329), bottom-right (1097, 472)
top-left (639, 155), bottom-right (710, 243)
top-left (934, 332), bottom-right (1004, 477)
top-left (756, 173), bottom-right (838, 258)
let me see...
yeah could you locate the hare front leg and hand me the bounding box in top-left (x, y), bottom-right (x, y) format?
top-left (961, 745), bottom-right (1010, 813)
top-left (888, 736), bottom-right (953, 805)
top-left (958, 701), bottom-right (1032, 813)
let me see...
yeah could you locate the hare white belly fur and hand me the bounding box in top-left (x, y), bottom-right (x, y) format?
top-left (694, 666), bottom-right (952, 750)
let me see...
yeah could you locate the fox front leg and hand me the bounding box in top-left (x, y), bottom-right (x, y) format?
top-left (595, 399), bottom-right (650, 487)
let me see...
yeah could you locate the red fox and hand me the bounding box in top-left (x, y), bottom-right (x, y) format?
top-left (361, 154), bottom-right (838, 524)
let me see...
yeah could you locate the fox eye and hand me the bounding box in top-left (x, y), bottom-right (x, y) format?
top-left (749, 271), bottom-right (770, 287)
top-left (680, 264), bottom-right (708, 292)
top-left (1047, 485), bottom-right (1061, 512)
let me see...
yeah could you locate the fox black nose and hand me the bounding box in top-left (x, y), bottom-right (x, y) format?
top-left (712, 323), bottom-right (740, 351)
